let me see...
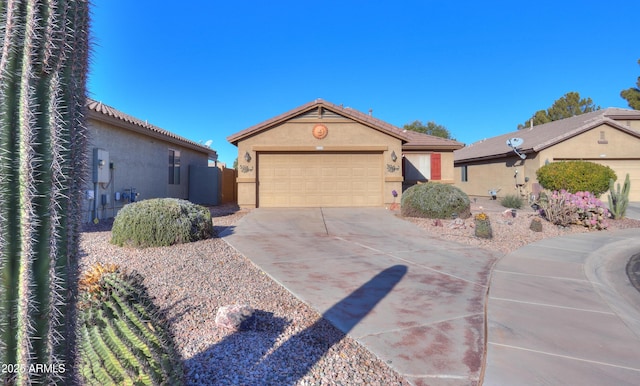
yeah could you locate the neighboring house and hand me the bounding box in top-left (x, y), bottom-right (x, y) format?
top-left (227, 99), bottom-right (463, 208)
top-left (454, 108), bottom-right (640, 201)
top-left (85, 99), bottom-right (218, 222)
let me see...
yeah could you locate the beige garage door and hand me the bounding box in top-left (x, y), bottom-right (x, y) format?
top-left (258, 152), bottom-right (383, 207)
top-left (596, 160), bottom-right (640, 201)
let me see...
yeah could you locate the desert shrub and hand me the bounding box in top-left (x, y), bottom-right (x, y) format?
top-left (538, 190), bottom-right (609, 230)
top-left (111, 198), bottom-right (213, 248)
top-left (500, 193), bottom-right (524, 209)
top-left (536, 161), bottom-right (616, 197)
top-left (401, 182), bottom-right (471, 219)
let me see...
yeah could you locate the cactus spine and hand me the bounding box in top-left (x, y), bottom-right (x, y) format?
top-left (0, 1), bottom-right (90, 384)
top-left (608, 174), bottom-right (630, 219)
top-left (78, 264), bottom-right (183, 385)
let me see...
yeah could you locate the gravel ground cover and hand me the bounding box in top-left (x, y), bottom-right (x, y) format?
top-left (80, 200), bottom-right (640, 385)
top-left (403, 196), bottom-right (640, 255)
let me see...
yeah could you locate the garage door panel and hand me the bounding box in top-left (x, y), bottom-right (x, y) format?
top-left (595, 160), bottom-right (640, 202)
top-left (258, 153), bottom-right (383, 207)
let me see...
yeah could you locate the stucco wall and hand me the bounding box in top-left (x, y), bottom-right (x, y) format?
top-left (235, 117), bottom-right (403, 208)
top-left (454, 154), bottom-right (540, 199)
top-left (615, 118), bottom-right (640, 131)
top-left (84, 119), bottom-right (209, 221)
top-left (440, 151), bottom-right (456, 182)
top-left (537, 124), bottom-right (640, 161)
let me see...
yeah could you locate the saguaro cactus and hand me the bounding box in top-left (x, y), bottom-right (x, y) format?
top-left (0, 1), bottom-right (90, 384)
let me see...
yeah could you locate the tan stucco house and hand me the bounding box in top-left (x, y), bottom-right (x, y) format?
top-left (227, 99), bottom-right (463, 208)
top-left (85, 99), bottom-right (218, 221)
top-left (454, 108), bottom-right (640, 201)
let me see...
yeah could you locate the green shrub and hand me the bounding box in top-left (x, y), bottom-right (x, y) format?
top-left (401, 182), bottom-right (471, 219)
top-left (536, 161), bottom-right (616, 196)
top-left (111, 198), bottom-right (213, 248)
top-left (500, 194), bottom-right (524, 209)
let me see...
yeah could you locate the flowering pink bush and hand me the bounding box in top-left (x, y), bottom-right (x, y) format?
top-left (538, 190), bottom-right (609, 230)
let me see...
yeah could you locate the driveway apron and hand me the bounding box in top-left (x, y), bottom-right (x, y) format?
top-left (222, 208), bottom-right (499, 385)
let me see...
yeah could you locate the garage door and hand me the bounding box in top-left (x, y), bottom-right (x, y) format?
top-left (596, 160), bottom-right (640, 201)
top-left (258, 152), bottom-right (383, 207)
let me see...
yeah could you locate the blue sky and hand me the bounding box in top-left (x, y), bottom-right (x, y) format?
top-left (88, 0), bottom-right (640, 165)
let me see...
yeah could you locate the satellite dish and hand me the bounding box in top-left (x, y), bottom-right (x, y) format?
top-left (506, 137), bottom-right (524, 148)
top-left (506, 137), bottom-right (527, 160)
top-left (204, 139), bottom-right (213, 148)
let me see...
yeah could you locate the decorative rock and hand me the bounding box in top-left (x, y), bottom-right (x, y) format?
top-left (215, 304), bottom-right (255, 331)
top-left (529, 218), bottom-right (543, 232)
top-left (449, 218), bottom-right (466, 229)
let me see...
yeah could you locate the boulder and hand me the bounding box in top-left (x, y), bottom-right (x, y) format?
top-left (215, 304), bottom-right (255, 331)
top-left (449, 218), bottom-right (466, 229)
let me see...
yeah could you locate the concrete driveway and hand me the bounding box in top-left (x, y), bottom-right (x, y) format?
top-left (222, 208), bottom-right (499, 385)
top-left (626, 202), bottom-right (640, 220)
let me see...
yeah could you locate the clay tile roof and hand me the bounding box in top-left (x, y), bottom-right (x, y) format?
top-left (227, 98), bottom-right (464, 150)
top-left (401, 129), bottom-right (464, 150)
top-left (86, 99), bottom-right (217, 158)
top-left (454, 108), bottom-right (640, 163)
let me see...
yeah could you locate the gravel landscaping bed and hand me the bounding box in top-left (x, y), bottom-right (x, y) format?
top-left (80, 204), bottom-right (408, 385)
top-left (403, 196), bottom-right (640, 255)
top-left (80, 200), bottom-right (640, 385)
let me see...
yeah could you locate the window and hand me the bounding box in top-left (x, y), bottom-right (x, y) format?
top-left (169, 149), bottom-right (180, 184)
top-left (461, 165), bottom-right (468, 182)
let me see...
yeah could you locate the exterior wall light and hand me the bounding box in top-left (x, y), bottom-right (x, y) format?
top-left (244, 151), bottom-right (252, 162)
top-left (391, 150), bottom-right (397, 162)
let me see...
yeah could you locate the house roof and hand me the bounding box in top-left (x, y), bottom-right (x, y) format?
top-left (86, 99), bottom-right (217, 159)
top-left (401, 128), bottom-right (465, 150)
top-left (227, 99), bottom-right (464, 150)
top-left (454, 108), bottom-right (640, 163)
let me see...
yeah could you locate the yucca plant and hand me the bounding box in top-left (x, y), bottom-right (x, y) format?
top-left (78, 264), bottom-right (183, 385)
top-left (0, 1), bottom-right (90, 385)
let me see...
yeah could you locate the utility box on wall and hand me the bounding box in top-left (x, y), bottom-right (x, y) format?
top-left (93, 148), bottom-right (110, 183)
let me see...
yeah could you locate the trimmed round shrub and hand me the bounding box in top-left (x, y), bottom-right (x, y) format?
top-left (536, 161), bottom-right (616, 196)
top-left (401, 182), bottom-right (471, 219)
top-left (111, 198), bottom-right (213, 248)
